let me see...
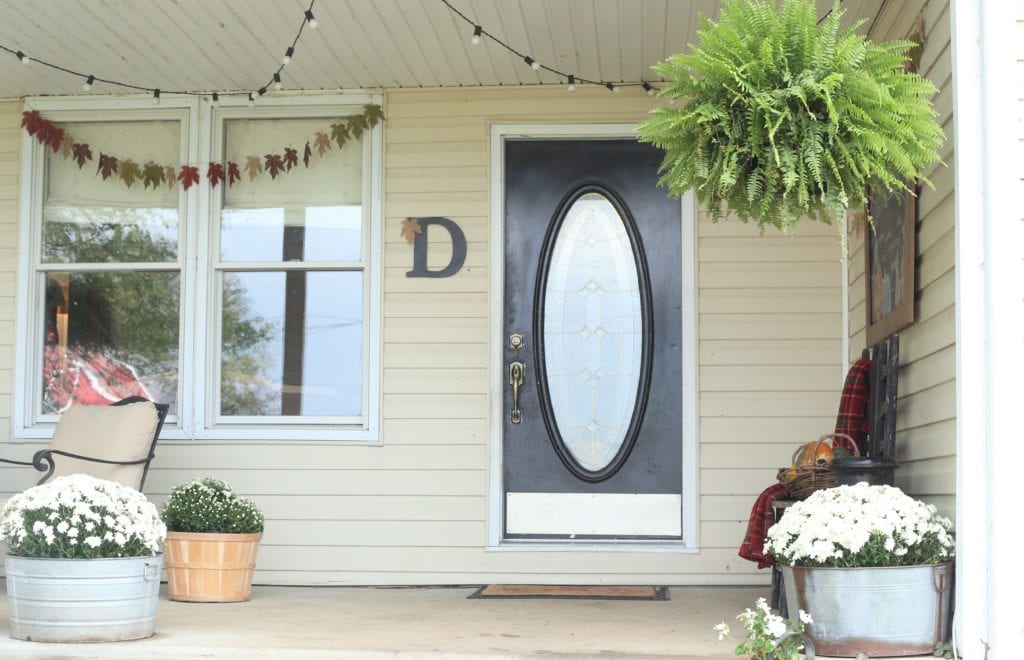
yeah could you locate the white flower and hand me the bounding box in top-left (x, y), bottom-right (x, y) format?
top-left (799, 610), bottom-right (813, 624)
top-left (0, 474), bottom-right (164, 560)
top-left (765, 484), bottom-right (954, 568)
top-left (713, 622), bottom-right (729, 640)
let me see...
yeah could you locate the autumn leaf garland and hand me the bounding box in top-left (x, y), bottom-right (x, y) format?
top-left (21, 104), bottom-right (384, 191)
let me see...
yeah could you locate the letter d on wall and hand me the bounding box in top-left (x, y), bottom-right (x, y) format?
top-left (405, 217), bottom-right (467, 278)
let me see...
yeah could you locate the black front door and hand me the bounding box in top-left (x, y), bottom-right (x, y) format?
top-left (502, 139), bottom-right (683, 540)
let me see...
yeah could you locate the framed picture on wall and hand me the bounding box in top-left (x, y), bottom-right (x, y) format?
top-left (864, 185), bottom-right (917, 345)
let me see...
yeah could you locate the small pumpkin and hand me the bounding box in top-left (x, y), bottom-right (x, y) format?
top-left (796, 441), bottom-right (834, 466)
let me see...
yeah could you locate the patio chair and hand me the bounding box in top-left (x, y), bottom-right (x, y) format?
top-left (0, 396), bottom-right (169, 491)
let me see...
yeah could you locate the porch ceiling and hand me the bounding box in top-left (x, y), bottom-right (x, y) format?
top-left (0, 0), bottom-right (885, 101)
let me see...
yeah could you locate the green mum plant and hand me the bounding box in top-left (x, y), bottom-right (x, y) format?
top-left (637, 0), bottom-right (944, 233)
top-left (161, 477), bottom-right (264, 534)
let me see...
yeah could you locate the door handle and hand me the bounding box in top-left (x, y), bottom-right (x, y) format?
top-left (508, 361), bottom-right (525, 424)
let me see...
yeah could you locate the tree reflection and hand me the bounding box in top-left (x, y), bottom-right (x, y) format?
top-left (42, 209), bottom-right (275, 415)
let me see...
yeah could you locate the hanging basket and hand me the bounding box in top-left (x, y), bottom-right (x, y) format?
top-left (778, 433), bottom-right (858, 500)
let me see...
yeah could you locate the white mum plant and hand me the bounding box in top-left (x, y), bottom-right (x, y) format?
top-left (0, 474), bottom-right (165, 559)
top-left (765, 482), bottom-right (954, 567)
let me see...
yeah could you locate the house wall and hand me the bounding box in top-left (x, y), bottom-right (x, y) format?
top-left (846, 0), bottom-right (956, 518)
top-left (0, 88), bottom-right (844, 585)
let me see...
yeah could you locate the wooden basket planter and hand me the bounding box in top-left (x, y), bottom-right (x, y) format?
top-left (164, 531), bottom-right (262, 602)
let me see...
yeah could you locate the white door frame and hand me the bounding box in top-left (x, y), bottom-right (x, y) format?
top-left (486, 123), bottom-right (699, 551)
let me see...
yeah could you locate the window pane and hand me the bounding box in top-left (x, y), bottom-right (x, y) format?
top-left (220, 118), bottom-right (362, 262)
top-left (42, 272), bottom-right (180, 415)
top-left (44, 121), bottom-right (180, 263)
top-left (219, 271), bottom-right (363, 417)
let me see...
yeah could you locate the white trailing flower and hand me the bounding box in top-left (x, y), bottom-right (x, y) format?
top-left (0, 474), bottom-right (165, 559)
top-left (765, 483), bottom-right (954, 567)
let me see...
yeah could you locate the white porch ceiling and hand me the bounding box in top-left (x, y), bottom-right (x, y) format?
top-left (0, 0), bottom-right (886, 100)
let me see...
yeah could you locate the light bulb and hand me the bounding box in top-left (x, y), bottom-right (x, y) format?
top-left (273, 73), bottom-right (283, 91)
top-left (83, 75), bottom-right (95, 92)
top-left (282, 47), bottom-right (294, 65)
top-left (606, 83), bottom-right (617, 93)
top-left (248, 93), bottom-right (256, 107)
top-left (471, 25), bottom-right (482, 45)
top-left (153, 89), bottom-right (161, 105)
top-left (643, 82), bottom-right (655, 96)
top-left (305, 10), bottom-right (318, 29)
top-left (567, 75), bottom-right (576, 93)
top-left (211, 92), bottom-right (220, 106)
top-left (17, 51), bottom-right (30, 65)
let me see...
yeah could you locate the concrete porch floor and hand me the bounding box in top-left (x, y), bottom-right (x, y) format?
top-left (0, 583), bottom-right (768, 658)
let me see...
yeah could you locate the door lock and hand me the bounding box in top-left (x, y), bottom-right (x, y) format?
top-left (508, 361), bottom-right (525, 424)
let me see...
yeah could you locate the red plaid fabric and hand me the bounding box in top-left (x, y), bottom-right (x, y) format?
top-left (834, 358), bottom-right (872, 454)
top-left (738, 482), bottom-right (791, 569)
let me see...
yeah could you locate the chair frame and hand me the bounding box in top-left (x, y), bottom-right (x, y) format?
top-left (0, 396), bottom-right (169, 490)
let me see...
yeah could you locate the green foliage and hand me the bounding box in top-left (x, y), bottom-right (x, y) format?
top-left (636, 0), bottom-right (944, 232)
top-left (161, 477), bottom-right (265, 534)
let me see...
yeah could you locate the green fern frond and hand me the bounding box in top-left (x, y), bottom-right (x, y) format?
top-left (637, 0), bottom-right (945, 233)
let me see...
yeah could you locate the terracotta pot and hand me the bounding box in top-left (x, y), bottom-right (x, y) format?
top-left (164, 531), bottom-right (262, 602)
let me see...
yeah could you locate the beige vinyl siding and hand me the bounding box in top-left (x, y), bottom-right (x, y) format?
top-left (0, 88), bottom-right (843, 585)
top-left (847, 0), bottom-right (956, 518)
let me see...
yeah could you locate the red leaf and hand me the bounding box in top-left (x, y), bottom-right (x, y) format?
top-left (227, 161), bottom-right (241, 186)
top-left (264, 153), bottom-right (285, 179)
top-left (21, 110), bottom-right (44, 136)
top-left (72, 143), bottom-right (93, 168)
top-left (207, 162), bottom-right (225, 188)
top-left (283, 147), bottom-right (298, 172)
top-left (97, 154), bottom-right (119, 180)
top-left (178, 165), bottom-right (200, 190)
top-left (46, 126), bottom-right (65, 153)
top-left (303, 142), bottom-right (312, 167)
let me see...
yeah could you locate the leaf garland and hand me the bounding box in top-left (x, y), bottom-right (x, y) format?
top-left (20, 103), bottom-right (384, 191)
top-left (636, 0), bottom-right (943, 233)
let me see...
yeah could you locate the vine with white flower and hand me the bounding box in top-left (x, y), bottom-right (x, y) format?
top-left (715, 597), bottom-right (812, 660)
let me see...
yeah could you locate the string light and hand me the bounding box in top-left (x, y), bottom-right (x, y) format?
top-left (211, 92), bottom-right (220, 105)
top-left (0, 0), bottom-right (317, 102)
top-left (440, 0), bottom-right (654, 94)
top-left (642, 82), bottom-right (655, 96)
top-left (247, 92), bottom-right (256, 107)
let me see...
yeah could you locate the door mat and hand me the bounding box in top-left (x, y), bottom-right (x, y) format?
top-left (468, 585), bottom-right (669, 600)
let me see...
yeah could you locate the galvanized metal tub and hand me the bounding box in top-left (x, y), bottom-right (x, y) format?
top-left (5, 554), bottom-right (162, 642)
top-left (782, 562), bottom-right (952, 657)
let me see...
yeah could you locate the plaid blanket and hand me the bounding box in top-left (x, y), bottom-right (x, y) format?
top-left (739, 359), bottom-right (874, 568)
top-left (738, 482), bottom-right (791, 568)
top-left (834, 357), bottom-right (872, 454)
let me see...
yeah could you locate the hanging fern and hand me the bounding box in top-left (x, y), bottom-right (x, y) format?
top-left (636, 0), bottom-right (944, 233)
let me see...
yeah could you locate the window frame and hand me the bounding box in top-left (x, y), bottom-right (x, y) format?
top-left (13, 94), bottom-right (383, 443)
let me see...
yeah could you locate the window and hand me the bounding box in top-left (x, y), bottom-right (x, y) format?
top-left (16, 96), bottom-right (382, 441)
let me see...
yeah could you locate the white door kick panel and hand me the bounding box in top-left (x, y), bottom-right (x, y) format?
top-left (506, 493), bottom-right (682, 536)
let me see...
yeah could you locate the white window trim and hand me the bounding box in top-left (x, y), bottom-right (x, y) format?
top-left (13, 93), bottom-right (383, 444)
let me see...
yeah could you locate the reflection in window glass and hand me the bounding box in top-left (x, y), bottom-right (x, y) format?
top-left (220, 205), bottom-right (361, 262)
top-left (219, 272), bottom-right (363, 417)
top-left (38, 120), bottom-right (182, 417)
top-left (42, 272), bottom-right (180, 415)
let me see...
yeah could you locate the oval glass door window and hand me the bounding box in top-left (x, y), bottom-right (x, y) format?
top-left (542, 192), bottom-right (644, 475)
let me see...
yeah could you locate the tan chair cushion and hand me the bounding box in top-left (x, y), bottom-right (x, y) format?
top-left (48, 401), bottom-right (159, 489)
